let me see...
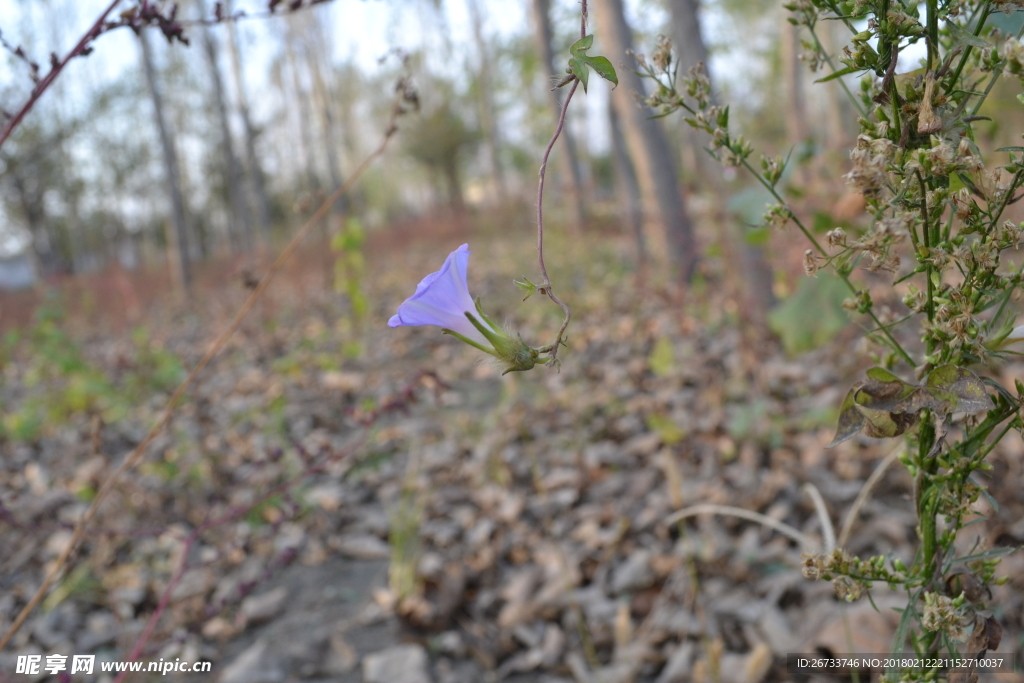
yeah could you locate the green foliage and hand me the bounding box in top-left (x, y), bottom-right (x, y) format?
top-left (42, 564), bottom-right (103, 611)
top-left (647, 337), bottom-right (675, 378)
top-left (389, 485), bottom-right (424, 601)
top-left (403, 93), bottom-right (480, 208)
top-left (767, 273), bottom-right (849, 354)
top-left (646, 413), bottom-right (686, 445)
top-left (565, 35), bottom-right (618, 93)
top-left (0, 303), bottom-right (184, 443)
top-left (331, 217), bottom-right (368, 325)
top-left (828, 366), bottom-right (994, 447)
top-left (637, 3), bottom-right (1024, 675)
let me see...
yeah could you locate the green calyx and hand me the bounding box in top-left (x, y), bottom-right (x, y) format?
top-left (440, 299), bottom-right (541, 375)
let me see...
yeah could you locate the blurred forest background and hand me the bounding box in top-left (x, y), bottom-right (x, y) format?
top-left (3, 1), bottom-right (1024, 682)
top-left (0, 0), bottom-right (868, 303)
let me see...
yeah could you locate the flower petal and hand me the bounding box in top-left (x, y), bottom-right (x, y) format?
top-left (393, 299), bottom-right (486, 344)
top-left (388, 244), bottom-right (492, 346)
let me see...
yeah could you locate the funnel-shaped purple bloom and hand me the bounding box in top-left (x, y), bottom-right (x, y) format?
top-left (389, 244), bottom-right (541, 373)
top-left (388, 244), bottom-right (495, 347)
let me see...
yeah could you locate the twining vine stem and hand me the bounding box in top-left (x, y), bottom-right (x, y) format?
top-left (534, 0), bottom-right (588, 364)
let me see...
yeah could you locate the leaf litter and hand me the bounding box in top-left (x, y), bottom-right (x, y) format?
top-left (1, 228), bottom-right (1023, 683)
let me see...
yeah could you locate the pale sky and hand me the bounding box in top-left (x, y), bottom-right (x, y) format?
top-left (0, 0), bottom-right (777, 258)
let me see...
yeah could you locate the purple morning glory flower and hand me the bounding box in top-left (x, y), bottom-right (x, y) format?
top-left (388, 244), bottom-right (539, 373)
top-left (388, 243), bottom-right (492, 345)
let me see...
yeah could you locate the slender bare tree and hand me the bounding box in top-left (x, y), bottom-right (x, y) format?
top-left (291, 13), bottom-right (347, 214)
top-left (669, 0), bottom-right (775, 314)
top-left (593, 0), bottom-right (698, 280)
top-left (201, 13), bottom-right (252, 252)
top-left (139, 30), bottom-right (191, 292)
top-left (226, 0), bottom-right (273, 239)
top-left (608, 99), bottom-right (644, 266)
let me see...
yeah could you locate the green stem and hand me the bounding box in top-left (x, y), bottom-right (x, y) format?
top-left (916, 413), bottom-right (939, 581)
top-left (741, 158), bottom-right (916, 366)
top-left (920, 489), bottom-right (938, 580)
top-left (991, 261), bottom-right (1024, 328)
top-left (890, 78), bottom-right (902, 144)
top-left (945, 4), bottom-right (990, 95)
top-left (821, 0), bottom-right (858, 35)
top-left (986, 170), bottom-right (1024, 232)
top-left (917, 170), bottom-right (936, 357)
top-left (926, 0), bottom-right (938, 72)
top-left (441, 328), bottom-right (498, 357)
top-left (465, 311), bottom-right (507, 351)
top-left (968, 69), bottom-right (1001, 118)
top-left (975, 420), bottom-right (1016, 463)
top-left (807, 22), bottom-right (867, 118)
top-left (947, 408), bottom-right (1019, 462)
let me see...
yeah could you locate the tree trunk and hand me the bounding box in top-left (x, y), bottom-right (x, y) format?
top-left (10, 171), bottom-right (54, 279)
top-left (669, 0), bottom-right (775, 315)
top-left (530, 0), bottom-right (587, 230)
top-left (226, 0), bottom-right (273, 240)
top-left (668, 0), bottom-right (715, 183)
top-left (468, 0), bottom-right (506, 202)
top-left (201, 15), bottom-right (251, 253)
top-left (139, 31), bottom-right (191, 293)
top-left (593, 0), bottom-right (698, 281)
top-left (444, 161), bottom-right (465, 213)
top-left (282, 27), bottom-right (320, 194)
top-left (298, 16), bottom-right (348, 215)
top-left (669, 0), bottom-right (710, 80)
top-left (608, 99), bottom-right (644, 266)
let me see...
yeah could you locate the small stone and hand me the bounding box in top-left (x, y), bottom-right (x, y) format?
top-left (201, 616), bottom-right (235, 640)
top-left (322, 632), bottom-right (358, 674)
top-left (321, 371), bottom-right (365, 392)
top-left (44, 530), bottom-right (73, 558)
top-left (78, 610), bottom-right (118, 651)
top-left (434, 630), bottom-right (465, 657)
top-left (335, 534), bottom-right (390, 560)
top-left (656, 641), bottom-right (694, 683)
top-left (583, 441), bottom-right (620, 468)
top-left (31, 602), bottom-right (79, 650)
top-left (305, 483), bottom-right (345, 511)
top-left (239, 586), bottom-right (289, 626)
top-left (109, 587), bottom-right (146, 619)
top-left (541, 467), bottom-right (580, 490)
top-left (625, 432), bottom-right (662, 457)
top-left (611, 550), bottom-right (655, 594)
top-left (541, 624), bottom-right (566, 666)
top-left (218, 639), bottom-right (284, 683)
top-left (362, 644), bottom-right (432, 683)
top-left (171, 568), bottom-right (214, 601)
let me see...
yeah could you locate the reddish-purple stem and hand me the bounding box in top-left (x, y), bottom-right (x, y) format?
top-left (0, 1), bottom-right (342, 150)
top-left (534, 0), bottom-right (587, 363)
top-left (0, 0), bottom-right (121, 150)
top-left (535, 81), bottom-right (578, 359)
